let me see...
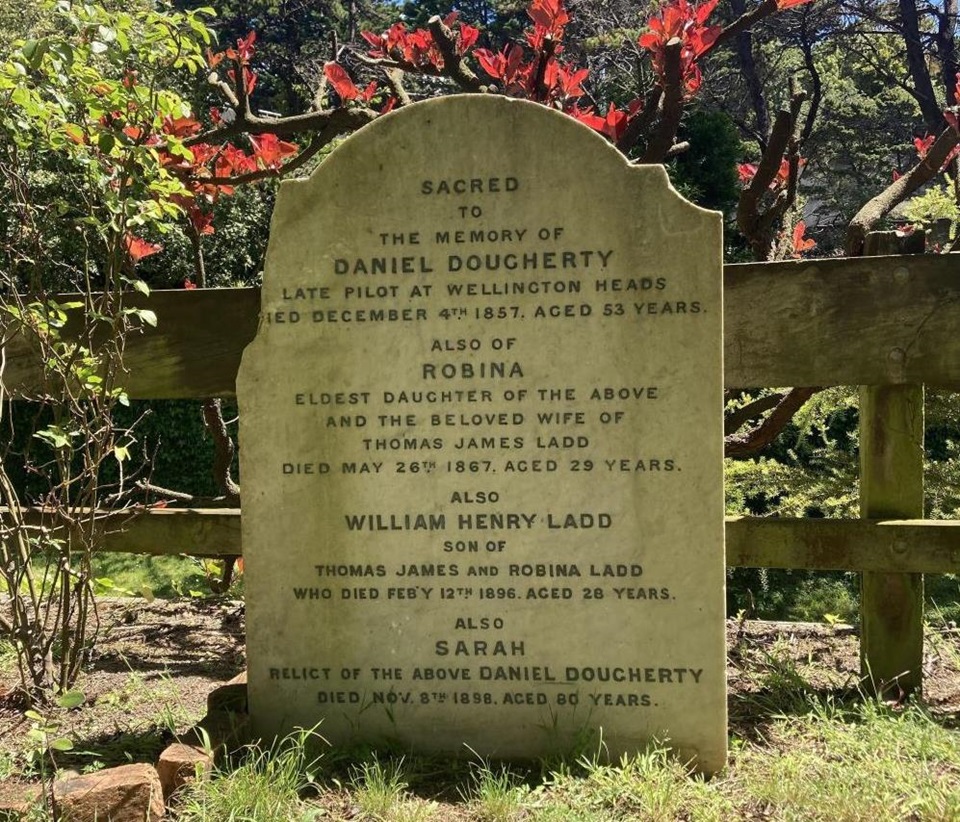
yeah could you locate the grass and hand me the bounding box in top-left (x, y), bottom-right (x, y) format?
top-left (152, 698), bottom-right (960, 821)
top-left (731, 700), bottom-right (960, 821)
top-left (460, 758), bottom-right (530, 821)
top-left (174, 726), bottom-right (325, 821)
top-left (350, 756), bottom-right (410, 819)
top-left (91, 553), bottom-right (240, 599)
top-left (4, 683), bottom-right (960, 820)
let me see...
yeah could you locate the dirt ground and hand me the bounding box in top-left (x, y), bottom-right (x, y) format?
top-left (2, 598), bottom-right (959, 787)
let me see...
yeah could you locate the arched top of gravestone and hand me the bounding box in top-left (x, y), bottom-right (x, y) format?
top-left (261, 96), bottom-right (720, 304)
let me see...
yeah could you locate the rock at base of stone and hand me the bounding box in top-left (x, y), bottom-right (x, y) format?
top-left (156, 743), bottom-right (213, 799)
top-left (54, 763), bottom-right (163, 822)
top-left (0, 783), bottom-right (43, 820)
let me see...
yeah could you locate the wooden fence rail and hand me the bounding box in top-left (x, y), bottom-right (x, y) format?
top-left (4, 251), bottom-right (960, 695)
top-left (6, 254), bottom-right (960, 397)
top-left (17, 509), bottom-right (957, 574)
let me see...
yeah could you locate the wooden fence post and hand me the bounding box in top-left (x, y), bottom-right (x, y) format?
top-left (859, 231), bottom-right (925, 697)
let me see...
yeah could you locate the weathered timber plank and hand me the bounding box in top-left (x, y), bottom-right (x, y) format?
top-left (859, 384), bottom-right (925, 695)
top-left (14, 509), bottom-right (960, 572)
top-left (5, 255), bottom-right (960, 397)
top-left (8, 507), bottom-right (243, 557)
top-left (2, 288), bottom-right (261, 399)
top-left (101, 508), bottom-right (244, 557)
top-left (724, 254), bottom-right (960, 387)
top-left (853, 232), bottom-right (925, 696)
top-left (723, 517), bottom-right (960, 573)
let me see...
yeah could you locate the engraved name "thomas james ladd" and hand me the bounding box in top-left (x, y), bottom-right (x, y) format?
top-left (238, 95), bottom-right (727, 772)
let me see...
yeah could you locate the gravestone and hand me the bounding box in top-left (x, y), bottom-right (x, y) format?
top-left (238, 95), bottom-right (726, 771)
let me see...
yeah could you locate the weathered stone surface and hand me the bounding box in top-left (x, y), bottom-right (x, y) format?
top-left (239, 95), bottom-right (727, 771)
top-left (156, 743), bottom-right (212, 799)
top-left (54, 763), bottom-right (163, 822)
top-left (186, 709), bottom-right (250, 763)
top-left (0, 783), bottom-right (43, 820)
top-left (206, 681), bottom-right (247, 714)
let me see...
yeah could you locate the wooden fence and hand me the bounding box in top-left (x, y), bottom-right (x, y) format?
top-left (6, 252), bottom-right (960, 694)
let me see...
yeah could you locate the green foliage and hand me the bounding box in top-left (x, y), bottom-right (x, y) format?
top-left (350, 756), bottom-right (411, 819)
top-left (544, 745), bottom-right (732, 819)
top-left (140, 185), bottom-right (275, 288)
top-left (0, 0), bottom-right (222, 700)
top-left (801, 35), bottom-right (920, 250)
top-left (114, 399), bottom-right (239, 498)
top-left (172, 0), bottom-right (377, 115)
top-left (671, 109), bottom-right (744, 218)
top-left (0, 0), bottom-right (215, 291)
top-left (900, 179), bottom-right (959, 247)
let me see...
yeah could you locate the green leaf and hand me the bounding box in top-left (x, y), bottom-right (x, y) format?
top-left (21, 39), bottom-right (48, 69)
top-left (24, 710), bottom-right (44, 722)
top-left (49, 737), bottom-right (74, 752)
top-left (136, 309), bottom-right (157, 327)
top-left (90, 40), bottom-right (109, 55)
top-left (140, 585), bottom-right (155, 603)
top-left (34, 427), bottom-right (72, 449)
top-left (132, 279), bottom-right (150, 296)
top-left (57, 691), bottom-right (85, 709)
top-left (49, 41), bottom-right (74, 66)
top-left (113, 444), bottom-right (129, 462)
top-left (98, 131), bottom-right (115, 155)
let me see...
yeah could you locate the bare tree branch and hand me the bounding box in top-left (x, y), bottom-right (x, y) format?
top-left (737, 91), bottom-right (806, 260)
top-left (899, 0), bottom-right (947, 132)
top-left (725, 392), bottom-right (786, 436)
top-left (185, 105), bottom-right (376, 147)
top-left (846, 125), bottom-right (960, 256)
top-left (427, 15), bottom-right (486, 93)
top-left (616, 86), bottom-right (661, 155)
top-left (641, 39), bottom-right (683, 163)
top-left (202, 399), bottom-right (240, 504)
top-left (382, 67), bottom-right (412, 107)
top-left (725, 387), bottom-right (821, 458)
top-left (705, 0), bottom-right (784, 58)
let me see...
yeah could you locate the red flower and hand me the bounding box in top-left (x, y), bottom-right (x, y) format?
top-left (124, 235), bottom-right (163, 262)
top-left (791, 221), bottom-right (816, 258)
top-left (236, 32), bottom-right (256, 63)
top-left (914, 134), bottom-right (935, 158)
top-left (249, 133), bottom-right (299, 169)
top-left (638, 0), bottom-right (720, 98)
top-left (324, 62), bottom-right (360, 101)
